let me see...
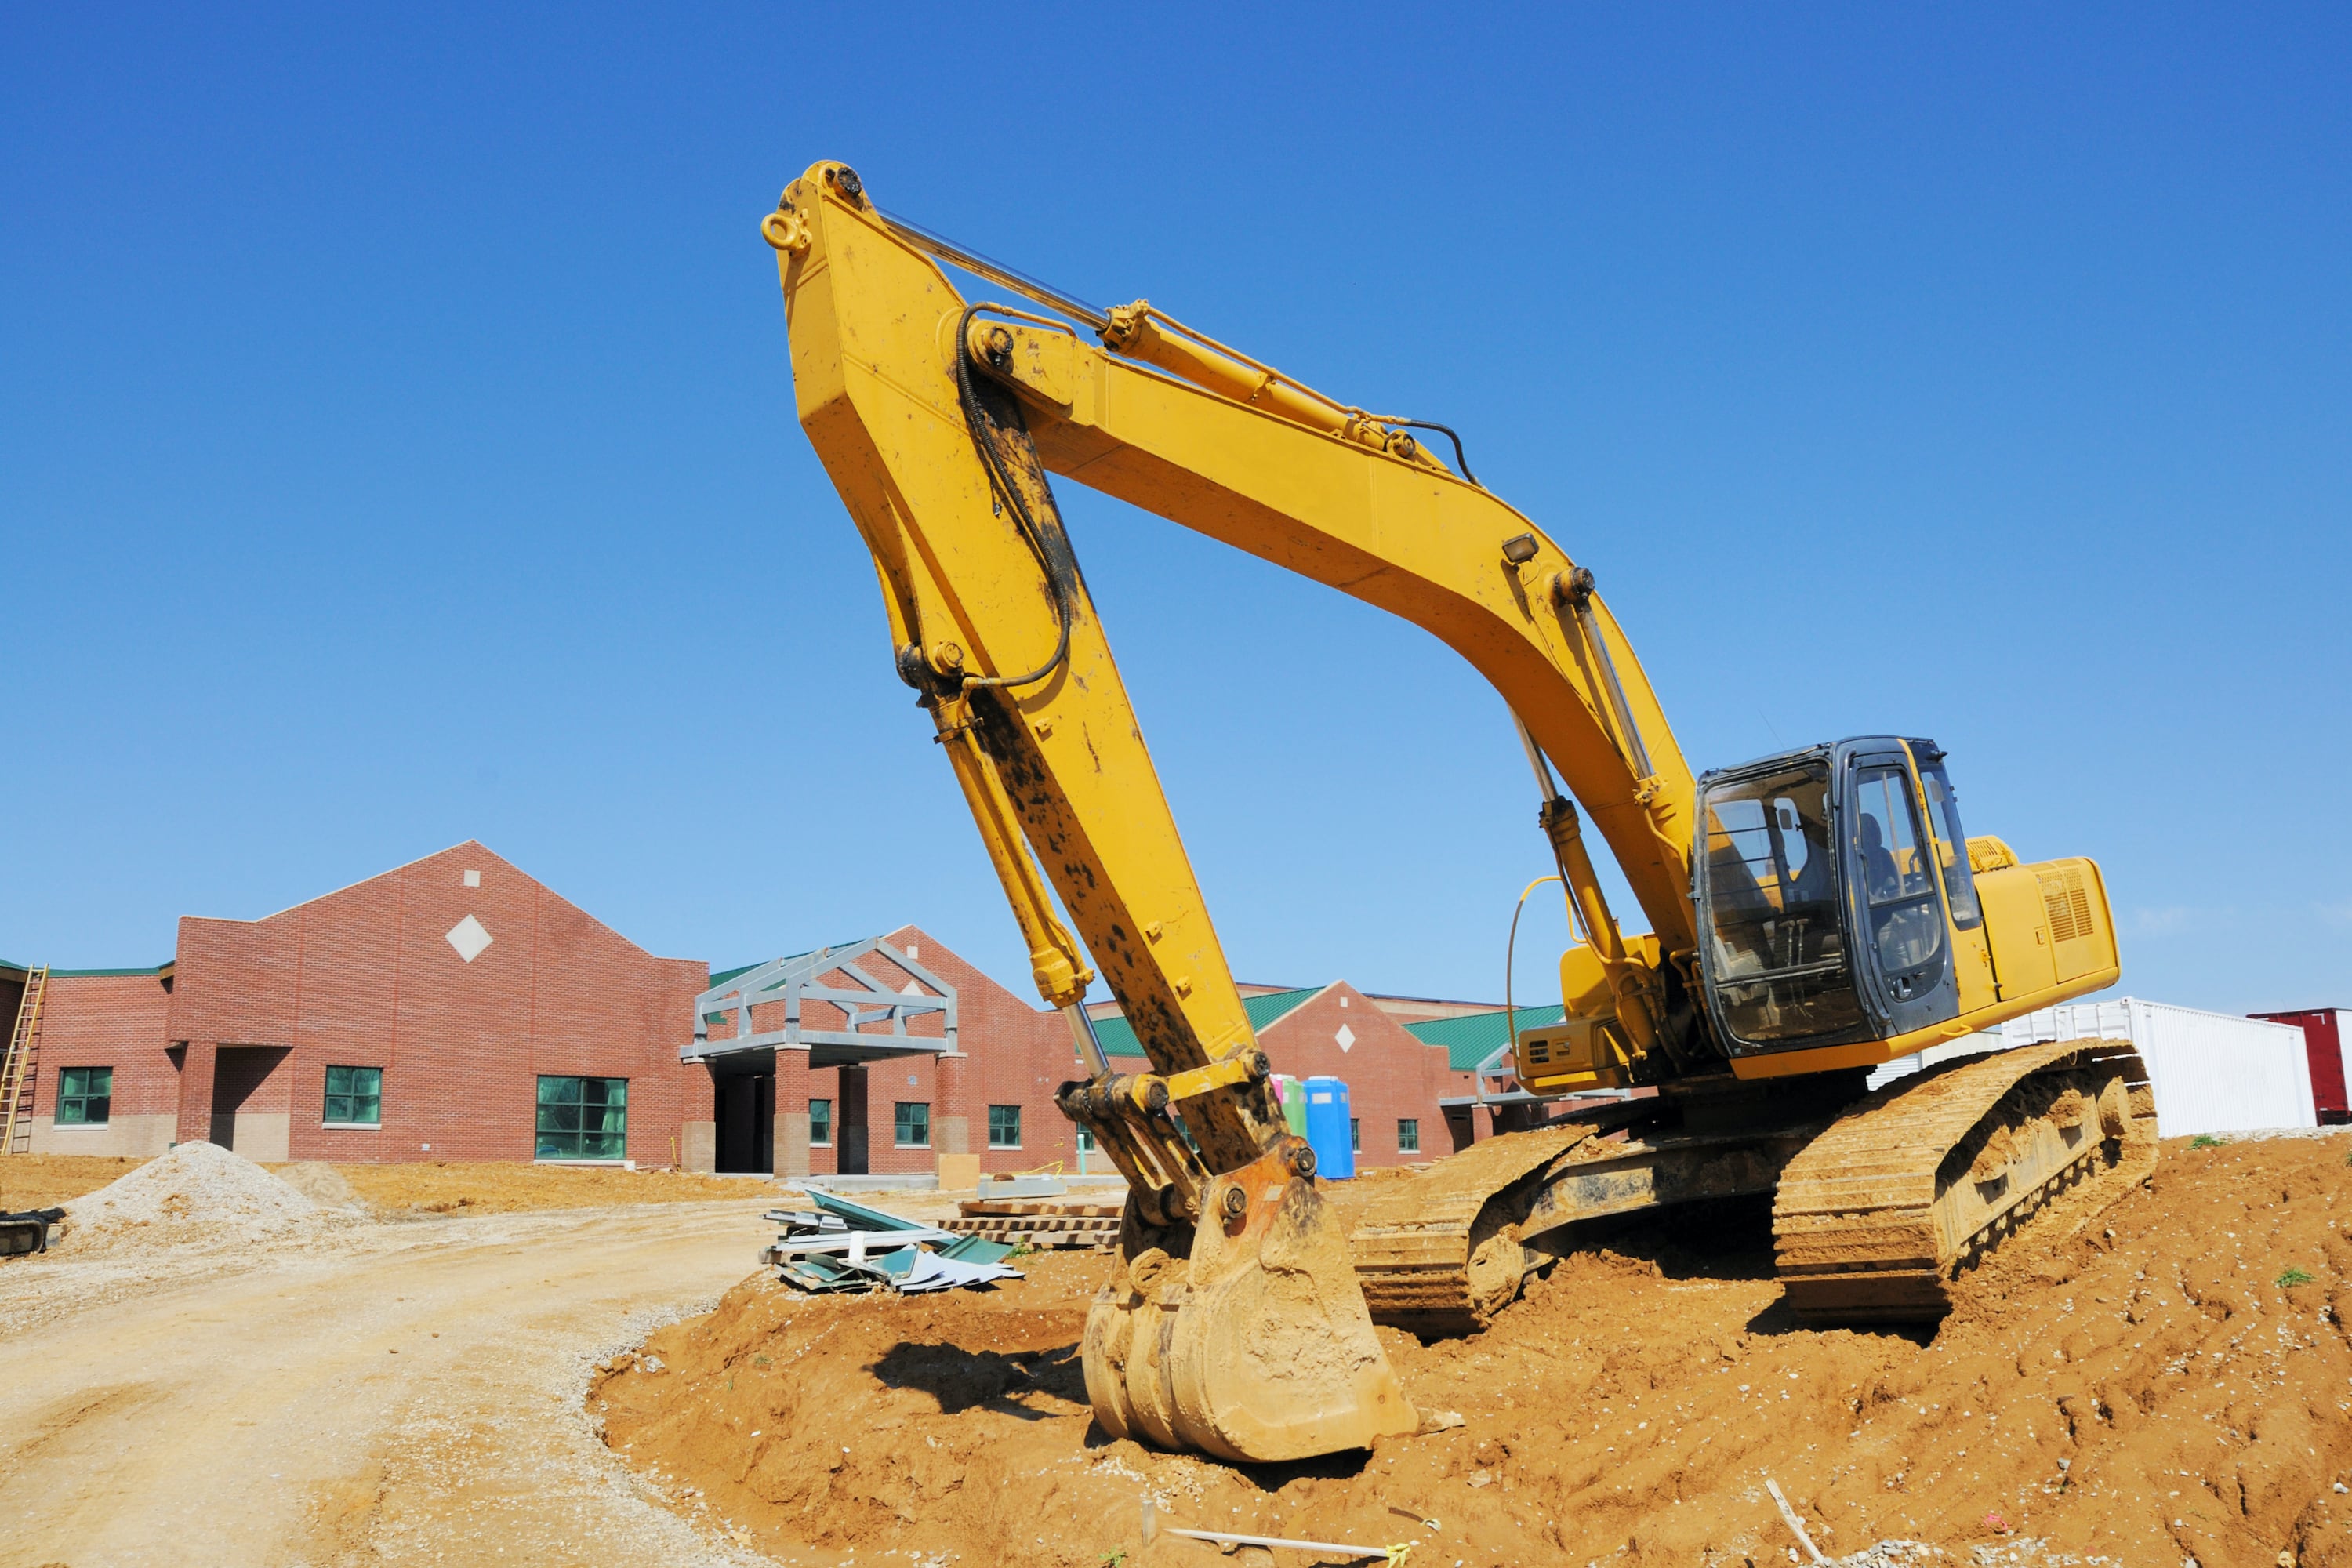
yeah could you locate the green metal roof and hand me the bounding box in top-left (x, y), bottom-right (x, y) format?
top-left (46, 964), bottom-right (174, 979)
top-left (1404, 1004), bottom-right (1566, 1072)
top-left (1091, 985), bottom-right (1327, 1060)
top-left (707, 941), bottom-right (870, 997)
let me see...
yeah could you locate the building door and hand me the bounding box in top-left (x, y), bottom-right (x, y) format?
top-left (837, 1064), bottom-right (869, 1175)
top-left (1443, 1105), bottom-right (1478, 1154)
top-left (209, 1045), bottom-right (292, 1161)
top-left (714, 1072), bottom-right (775, 1174)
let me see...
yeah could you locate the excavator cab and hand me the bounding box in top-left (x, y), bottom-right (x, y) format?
top-left (1694, 737), bottom-right (2056, 1067)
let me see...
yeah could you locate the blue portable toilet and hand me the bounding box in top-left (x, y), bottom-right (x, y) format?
top-left (1301, 1075), bottom-right (1354, 1180)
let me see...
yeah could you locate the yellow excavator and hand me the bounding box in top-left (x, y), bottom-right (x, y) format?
top-left (763, 161), bottom-right (2157, 1464)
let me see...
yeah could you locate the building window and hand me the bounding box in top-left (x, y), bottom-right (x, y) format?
top-left (1076, 1126), bottom-right (1095, 1151)
top-left (808, 1098), bottom-right (833, 1146)
top-left (1350, 1117), bottom-right (1361, 1152)
top-left (57, 1066), bottom-right (112, 1127)
top-left (1397, 1118), bottom-right (1420, 1153)
top-left (323, 1065), bottom-right (383, 1127)
top-left (894, 1101), bottom-right (931, 1148)
top-left (988, 1104), bottom-right (1022, 1149)
top-left (536, 1076), bottom-right (628, 1160)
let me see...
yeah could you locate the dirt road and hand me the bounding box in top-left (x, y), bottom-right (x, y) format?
top-left (0, 1198), bottom-right (776, 1568)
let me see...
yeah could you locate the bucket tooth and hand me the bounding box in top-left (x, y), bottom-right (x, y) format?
top-left (1083, 1141), bottom-right (1417, 1463)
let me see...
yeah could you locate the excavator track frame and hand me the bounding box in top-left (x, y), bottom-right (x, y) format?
top-left (1772, 1038), bottom-right (2157, 1324)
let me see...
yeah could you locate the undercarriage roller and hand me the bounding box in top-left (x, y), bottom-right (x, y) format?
top-left (1082, 1137), bottom-right (1417, 1463)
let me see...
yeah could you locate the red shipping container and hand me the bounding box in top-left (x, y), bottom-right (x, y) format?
top-left (2252, 1008), bottom-right (2349, 1126)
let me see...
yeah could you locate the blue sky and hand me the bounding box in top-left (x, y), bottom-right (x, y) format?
top-left (4, 5), bottom-right (2345, 1018)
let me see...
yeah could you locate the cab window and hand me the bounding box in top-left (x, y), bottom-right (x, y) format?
top-left (1699, 760), bottom-right (1866, 1045)
top-left (1917, 761), bottom-right (1982, 929)
top-left (1851, 764), bottom-right (1944, 982)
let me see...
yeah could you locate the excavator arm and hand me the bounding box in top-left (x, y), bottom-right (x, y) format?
top-left (774, 159), bottom-right (1697, 1101)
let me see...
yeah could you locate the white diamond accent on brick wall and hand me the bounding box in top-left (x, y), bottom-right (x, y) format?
top-left (1334, 1023), bottom-right (1356, 1053)
top-left (445, 914), bottom-right (493, 964)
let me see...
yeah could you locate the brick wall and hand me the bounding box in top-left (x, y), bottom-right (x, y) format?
top-left (164, 841), bottom-right (706, 1165)
top-left (25, 971), bottom-right (180, 1156)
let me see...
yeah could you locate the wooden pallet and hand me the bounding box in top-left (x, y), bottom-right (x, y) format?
top-left (943, 1214), bottom-right (1119, 1250)
top-left (957, 1199), bottom-right (1123, 1218)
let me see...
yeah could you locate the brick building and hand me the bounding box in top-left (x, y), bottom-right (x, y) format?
top-left (5, 844), bottom-right (1517, 1178)
top-left (682, 927), bottom-right (1094, 1178)
top-left (12, 844), bottom-right (705, 1164)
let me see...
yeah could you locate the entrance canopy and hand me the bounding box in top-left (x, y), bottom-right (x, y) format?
top-left (683, 937), bottom-right (956, 1069)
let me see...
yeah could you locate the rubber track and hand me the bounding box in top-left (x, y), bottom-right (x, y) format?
top-left (1350, 1102), bottom-right (1656, 1333)
top-left (1771, 1039), bottom-right (2153, 1326)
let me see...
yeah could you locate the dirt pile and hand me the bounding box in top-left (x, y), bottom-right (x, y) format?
top-left (276, 1160), bottom-right (364, 1209)
top-left (64, 1141), bottom-right (318, 1250)
top-left (598, 1134), bottom-right (2352, 1568)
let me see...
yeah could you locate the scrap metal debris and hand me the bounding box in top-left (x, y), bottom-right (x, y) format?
top-left (764, 1190), bottom-right (1022, 1295)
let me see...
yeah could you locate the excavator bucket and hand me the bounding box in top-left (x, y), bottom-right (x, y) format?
top-left (1080, 1144), bottom-right (1418, 1463)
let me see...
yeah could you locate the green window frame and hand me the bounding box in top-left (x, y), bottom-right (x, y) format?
top-left (1396, 1118), bottom-right (1420, 1153)
top-left (894, 1101), bottom-right (931, 1149)
top-left (535, 1075), bottom-right (628, 1161)
top-left (56, 1066), bottom-right (112, 1127)
top-left (1350, 1117), bottom-right (1361, 1152)
top-left (323, 1065), bottom-right (383, 1127)
top-left (808, 1098), bottom-right (833, 1147)
top-left (987, 1104), bottom-right (1022, 1149)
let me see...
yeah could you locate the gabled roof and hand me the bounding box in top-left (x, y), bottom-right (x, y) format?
top-left (1091, 985), bottom-right (1327, 1060)
top-left (1405, 1004), bottom-right (1566, 1072)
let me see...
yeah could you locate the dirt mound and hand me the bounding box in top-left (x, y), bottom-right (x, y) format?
top-left (274, 1160), bottom-right (363, 1209)
top-left (64, 1141), bottom-right (317, 1251)
top-left (598, 1134), bottom-right (2352, 1567)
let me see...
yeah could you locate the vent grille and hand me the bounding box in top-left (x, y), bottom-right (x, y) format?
top-left (2041, 869), bottom-right (2096, 943)
top-left (1526, 1039), bottom-right (1552, 1064)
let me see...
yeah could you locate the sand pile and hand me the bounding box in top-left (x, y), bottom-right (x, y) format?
top-left (64, 1141), bottom-right (318, 1250)
top-left (275, 1160), bottom-right (364, 1210)
top-left (598, 1133), bottom-right (2352, 1568)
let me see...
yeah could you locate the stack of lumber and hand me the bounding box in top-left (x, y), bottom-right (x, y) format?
top-left (946, 1196), bottom-right (1122, 1250)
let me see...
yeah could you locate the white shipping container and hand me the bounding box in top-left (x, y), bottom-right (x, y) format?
top-left (1999, 997), bottom-right (2317, 1138)
top-left (1866, 1032), bottom-right (2008, 1091)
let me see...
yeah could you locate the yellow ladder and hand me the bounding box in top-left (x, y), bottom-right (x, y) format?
top-left (2, 965), bottom-right (48, 1156)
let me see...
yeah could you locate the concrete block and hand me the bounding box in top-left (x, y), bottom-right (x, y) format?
top-left (679, 1120), bottom-right (717, 1173)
